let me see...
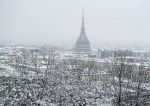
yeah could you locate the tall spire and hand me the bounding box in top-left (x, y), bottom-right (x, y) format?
top-left (81, 9), bottom-right (85, 32)
top-left (74, 9), bottom-right (91, 53)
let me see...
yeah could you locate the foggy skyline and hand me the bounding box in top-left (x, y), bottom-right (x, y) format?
top-left (0, 0), bottom-right (150, 48)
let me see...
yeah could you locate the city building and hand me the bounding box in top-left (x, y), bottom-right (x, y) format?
top-left (74, 11), bottom-right (91, 53)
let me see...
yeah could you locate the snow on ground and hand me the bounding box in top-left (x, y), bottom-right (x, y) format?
top-left (0, 64), bottom-right (19, 76)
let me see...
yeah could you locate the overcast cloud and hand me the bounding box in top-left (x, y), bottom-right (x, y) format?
top-left (0, 0), bottom-right (150, 48)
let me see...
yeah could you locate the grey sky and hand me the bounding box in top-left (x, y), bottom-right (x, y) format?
top-left (0, 0), bottom-right (150, 47)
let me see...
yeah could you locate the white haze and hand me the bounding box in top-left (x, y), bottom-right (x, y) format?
top-left (0, 0), bottom-right (150, 48)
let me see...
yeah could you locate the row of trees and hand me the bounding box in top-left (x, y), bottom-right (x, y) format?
top-left (0, 48), bottom-right (150, 106)
top-left (107, 51), bottom-right (150, 106)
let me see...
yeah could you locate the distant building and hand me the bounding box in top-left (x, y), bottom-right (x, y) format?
top-left (97, 49), bottom-right (101, 59)
top-left (74, 11), bottom-right (91, 53)
top-left (97, 49), bottom-right (113, 59)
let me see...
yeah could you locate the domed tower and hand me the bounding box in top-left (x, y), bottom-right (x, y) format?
top-left (74, 10), bottom-right (91, 53)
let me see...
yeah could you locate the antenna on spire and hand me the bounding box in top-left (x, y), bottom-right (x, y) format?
top-left (81, 8), bottom-right (85, 31)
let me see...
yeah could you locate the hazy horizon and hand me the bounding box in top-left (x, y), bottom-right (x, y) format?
top-left (0, 0), bottom-right (150, 48)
